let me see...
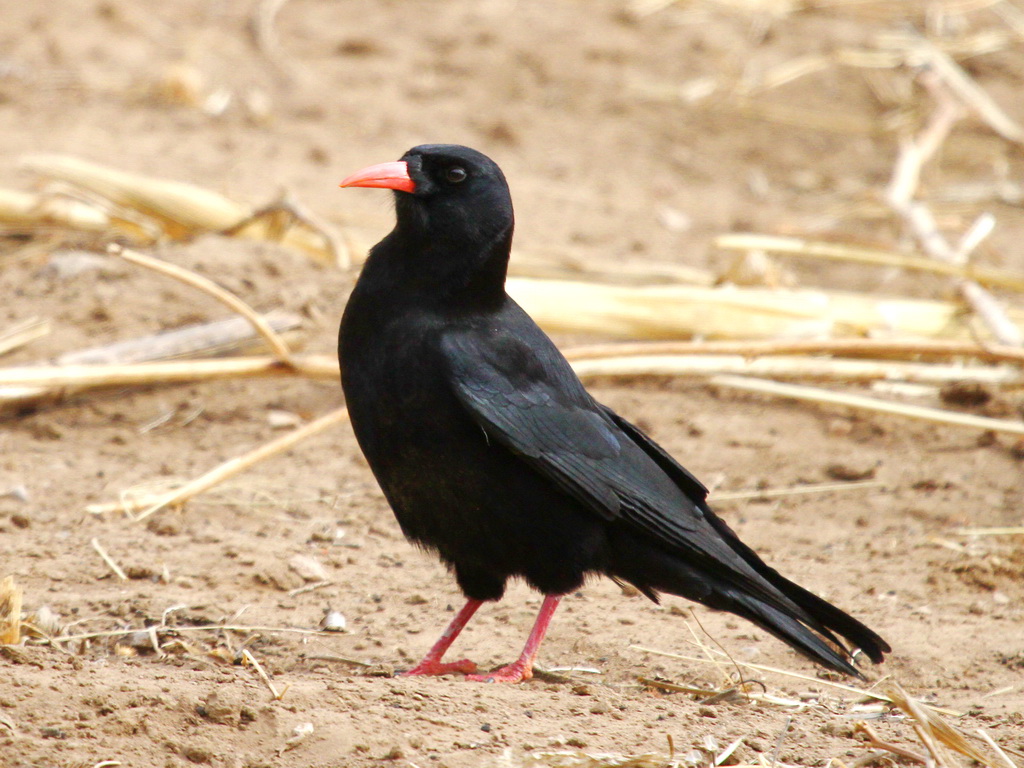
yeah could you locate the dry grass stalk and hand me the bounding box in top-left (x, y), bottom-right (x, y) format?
top-left (0, 576), bottom-right (23, 645)
top-left (570, 354), bottom-right (1023, 386)
top-left (953, 527), bottom-right (1024, 536)
top-left (631, 644), bottom-right (964, 718)
top-left (0, 187), bottom-right (113, 234)
top-left (20, 154), bottom-right (248, 234)
top-left (120, 407), bottom-right (349, 521)
top-left (711, 374), bottom-right (1024, 436)
top-left (885, 70), bottom-right (1022, 346)
top-left (0, 317), bottom-right (50, 357)
top-left (976, 729), bottom-right (1020, 768)
top-left (287, 580), bottom-right (332, 597)
top-left (46, 623), bottom-right (326, 646)
top-left (0, 355), bottom-right (339, 409)
top-left (853, 721), bottom-right (928, 764)
top-left (886, 682), bottom-right (995, 767)
top-left (108, 245), bottom-right (294, 363)
top-left (7, 346), bottom-right (1019, 414)
top-left (58, 310), bottom-right (303, 366)
top-left (632, 643), bottom-right (889, 702)
top-left (19, 154), bottom-right (336, 263)
top-left (84, 481), bottom-right (324, 516)
top-left (241, 648), bottom-right (287, 700)
top-left (710, 479), bottom-right (882, 502)
top-left (642, 672), bottom-right (807, 710)
top-left (304, 653), bottom-right (371, 667)
top-left (564, 337), bottom-right (1024, 366)
top-left (714, 234), bottom-right (1024, 293)
top-left (507, 278), bottom-right (1024, 342)
top-left (90, 538), bottom-right (128, 581)
top-left (905, 35), bottom-right (1024, 145)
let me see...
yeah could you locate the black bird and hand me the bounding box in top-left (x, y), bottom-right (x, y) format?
top-left (338, 144), bottom-right (890, 682)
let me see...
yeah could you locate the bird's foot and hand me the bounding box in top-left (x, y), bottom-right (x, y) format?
top-left (466, 660), bottom-right (533, 683)
top-left (402, 658), bottom-right (478, 676)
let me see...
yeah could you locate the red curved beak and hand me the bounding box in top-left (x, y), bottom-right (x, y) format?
top-left (339, 161), bottom-right (416, 193)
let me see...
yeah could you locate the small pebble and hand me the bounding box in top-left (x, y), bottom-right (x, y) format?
top-left (319, 610), bottom-right (347, 632)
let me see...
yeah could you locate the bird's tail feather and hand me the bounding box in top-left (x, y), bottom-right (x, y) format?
top-left (717, 590), bottom-right (863, 677)
top-left (609, 527), bottom-right (888, 676)
top-left (698, 503), bottom-right (891, 664)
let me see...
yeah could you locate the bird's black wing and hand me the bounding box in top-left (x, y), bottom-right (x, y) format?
top-left (439, 321), bottom-right (806, 612)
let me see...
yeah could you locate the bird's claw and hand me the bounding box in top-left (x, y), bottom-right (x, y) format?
top-left (465, 661), bottom-right (532, 683)
top-left (402, 658), bottom-right (478, 676)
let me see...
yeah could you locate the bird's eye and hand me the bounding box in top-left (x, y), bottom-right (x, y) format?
top-left (445, 166), bottom-right (468, 184)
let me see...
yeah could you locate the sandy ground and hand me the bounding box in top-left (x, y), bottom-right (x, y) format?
top-left (2, 1), bottom-right (1024, 767)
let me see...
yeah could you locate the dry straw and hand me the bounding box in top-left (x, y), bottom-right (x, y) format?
top-left (712, 375), bottom-right (1024, 436)
top-left (18, 154), bottom-right (342, 265)
top-left (0, 317), bottom-right (50, 357)
top-left (108, 245), bottom-right (294, 362)
top-left (0, 576), bottom-right (23, 645)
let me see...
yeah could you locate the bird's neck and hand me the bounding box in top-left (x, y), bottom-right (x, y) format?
top-left (365, 221), bottom-right (514, 313)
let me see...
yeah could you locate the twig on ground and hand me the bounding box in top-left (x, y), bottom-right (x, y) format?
top-left (1, 355), bottom-right (336, 389)
top-left (680, 612), bottom-right (732, 687)
top-left (688, 608), bottom-right (749, 695)
top-left (507, 278), bottom-right (1024, 342)
top-left (886, 682), bottom-right (992, 766)
top-left (637, 676), bottom-right (720, 698)
top-left (59, 311), bottom-right (303, 366)
top-left (710, 480), bottom-right (882, 502)
top-left (45, 623), bottom-right (327, 646)
top-left (241, 648), bottom-right (287, 700)
top-left (711, 375), bottom-right (1024, 437)
top-left (953, 527), bottom-right (1024, 536)
top-left (630, 643), bottom-right (892, 704)
top-left (0, 317), bottom-right (50, 357)
top-left (571, 354), bottom-right (1023, 386)
top-left (303, 653), bottom-right (372, 668)
top-left (977, 729), bottom-right (1020, 768)
top-left (287, 580), bottom-right (332, 597)
top-left (564, 337), bottom-right (1024, 367)
top-left (714, 234), bottom-right (1024, 293)
top-left (108, 245), bottom-right (294, 364)
top-left (769, 716), bottom-right (793, 768)
top-left (12, 341), bottom-right (1023, 413)
top-left (111, 407), bottom-right (349, 521)
top-left (90, 538), bottom-right (128, 581)
top-left (907, 35), bottom-right (1024, 145)
top-left (853, 721), bottom-right (928, 764)
top-left (885, 68), bottom-right (1022, 346)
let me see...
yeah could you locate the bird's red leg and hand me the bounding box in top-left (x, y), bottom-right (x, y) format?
top-left (467, 594), bottom-right (561, 683)
top-left (402, 598), bottom-right (482, 676)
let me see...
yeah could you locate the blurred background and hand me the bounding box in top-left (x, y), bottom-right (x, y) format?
top-left (4, 0), bottom-right (1022, 281)
top-left (3, 2), bottom-right (1024, 767)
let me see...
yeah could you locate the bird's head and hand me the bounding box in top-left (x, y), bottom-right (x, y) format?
top-left (340, 145), bottom-right (515, 303)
